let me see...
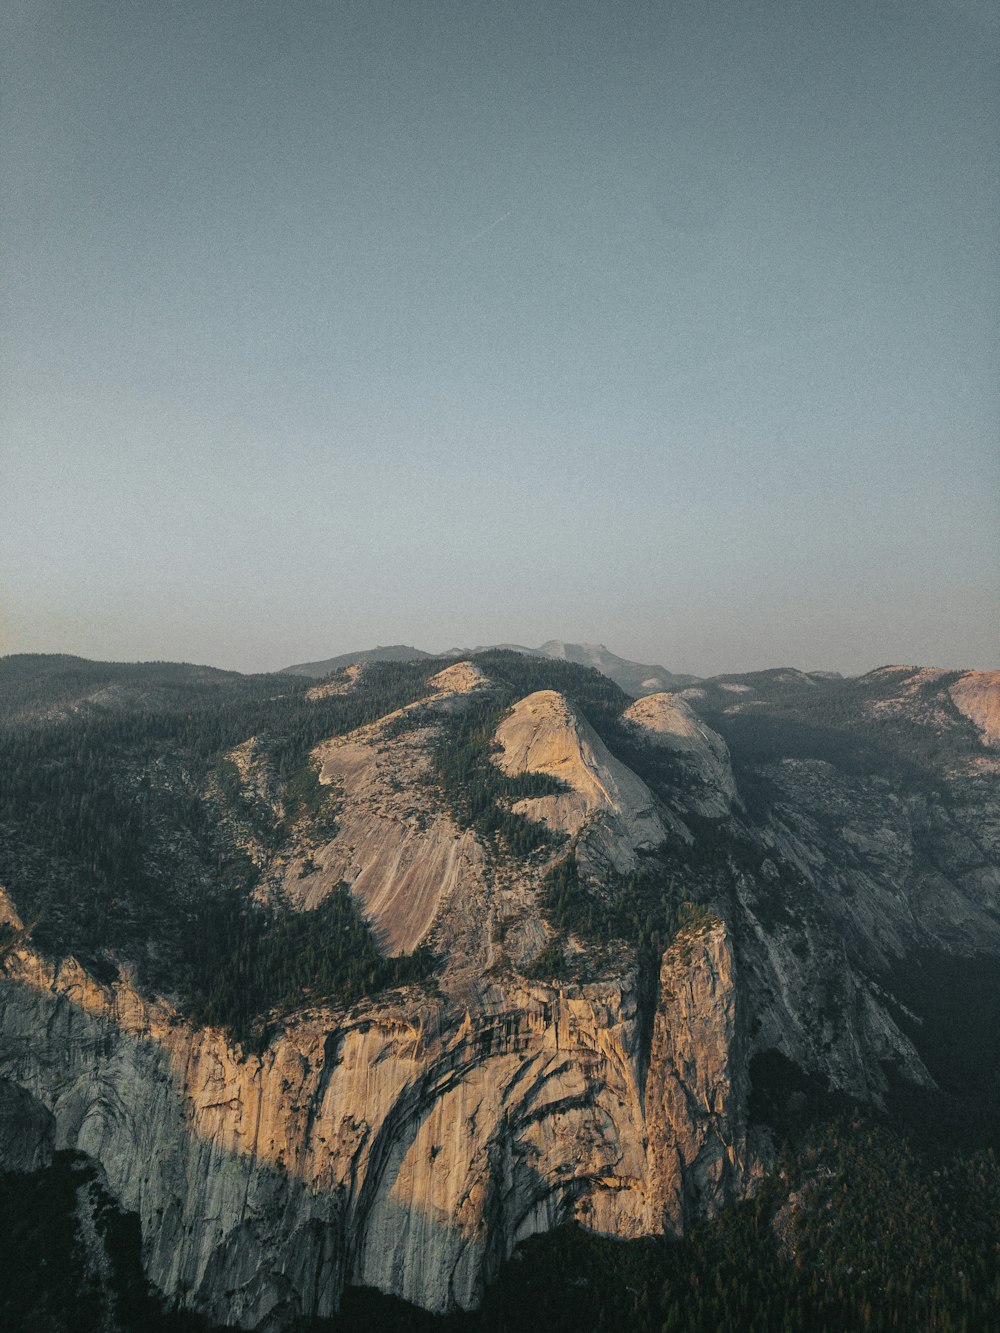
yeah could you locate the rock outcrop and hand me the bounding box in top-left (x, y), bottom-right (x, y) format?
top-left (950, 670), bottom-right (1000, 749)
top-left (306, 662), bottom-right (364, 700)
top-left (493, 690), bottom-right (670, 873)
top-left (284, 675), bottom-right (490, 955)
top-left (427, 661), bottom-right (490, 694)
top-left (295, 716), bottom-right (485, 955)
top-left (645, 919), bottom-right (749, 1230)
top-left (623, 692), bottom-right (739, 818)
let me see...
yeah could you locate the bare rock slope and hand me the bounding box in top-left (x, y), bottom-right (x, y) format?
top-left (950, 669), bottom-right (1000, 749)
top-left (494, 690), bottom-right (670, 873)
top-left (285, 664), bottom-right (490, 954)
top-left (623, 692), bottom-right (739, 817)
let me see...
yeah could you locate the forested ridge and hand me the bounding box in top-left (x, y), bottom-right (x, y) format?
top-left (0, 655), bottom-right (438, 1036)
top-left (0, 651), bottom-right (673, 1039)
top-left (695, 666), bottom-right (982, 800)
top-left (0, 651), bottom-right (992, 1045)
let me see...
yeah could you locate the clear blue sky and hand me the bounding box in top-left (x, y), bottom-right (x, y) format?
top-left (2, 0), bottom-right (997, 676)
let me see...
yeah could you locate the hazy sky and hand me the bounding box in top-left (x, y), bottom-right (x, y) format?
top-left (3, 0), bottom-right (997, 677)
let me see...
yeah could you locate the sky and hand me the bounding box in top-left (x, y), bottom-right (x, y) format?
top-left (2, 0), bottom-right (997, 678)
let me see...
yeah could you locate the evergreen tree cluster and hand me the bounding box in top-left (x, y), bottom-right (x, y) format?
top-left (0, 1151), bottom-right (213, 1332)
top-left (189, 887), bottom-right (436, 1050)
top-left (523, 853), bottom-right (716, 994)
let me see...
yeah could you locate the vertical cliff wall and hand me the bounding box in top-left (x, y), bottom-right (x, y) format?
top-left (645, 920), bottom-right (749, 1231)
top-left (0, 920), bottom-right (751, 1327)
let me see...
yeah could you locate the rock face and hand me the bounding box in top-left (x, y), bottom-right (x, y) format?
top-left (283, 670), bottom-right (491, 954)
top-left (306, 663), bottom-right (364, 700)
top-left (950, 670), bottom-right (1000, 749)
top-left (0, 921), bottom-right (749, 1326)
top-left (623, 692), bottom-right (739, 818)
top-left (494, 690), bottom-right (670, 873)
top-left (293, 714), bottom-right (485, 955)
top-left (645, 921), bottom-right (749, 1231)
top-left (427, 661), bottom-right (490, 694)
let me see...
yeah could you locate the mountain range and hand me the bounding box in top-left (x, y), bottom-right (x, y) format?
top-left (282, 639), bottom-right (700, 696)
top-left (0, 645), bottom-right (997, 1330)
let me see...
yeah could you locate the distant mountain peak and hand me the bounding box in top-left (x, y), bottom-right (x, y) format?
top-left (280, 645), bottom-right (431, 678)
top-left (433, 639), bottom-right (700, 698)
top-left (279, 638), bottom-right (699, 697)
top-left (530, 640), bottom-right (700, 696)
top-left (538, 639), bottom-right (610, 657)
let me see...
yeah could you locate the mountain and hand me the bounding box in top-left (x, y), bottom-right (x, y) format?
top-left (282, 639), bottom-right (695, 696)
top-left (535, 639), bottom-right (700, 695)
top-left (0, 652), bottom-right (274, 724)
top-left (280, 644), bottom-right (432, 677)
top-left (0, 651), bottom-right (998, 1330)
top-left (441, 639), bottom-right (699, 696)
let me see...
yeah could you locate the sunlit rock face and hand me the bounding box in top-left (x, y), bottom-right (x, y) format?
top-left (950, 670), bottom-right (1000, 749)
top-left (306, 662), bottom-right (364, 701)
top-left (645, 921), bottom-right (749, 1231)
top-left (426, 661), bottom-right (490, 695)
top-left (284, 671), bottom-right (491, 955)
top-left (0, 919), bottom-right (750, 1325)
top-left (493, 689), bottom-right (670, 873)
top-left (623, 692), bottom-right (739, 818)
top-left (306, 720), bottom-right (485, 955)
